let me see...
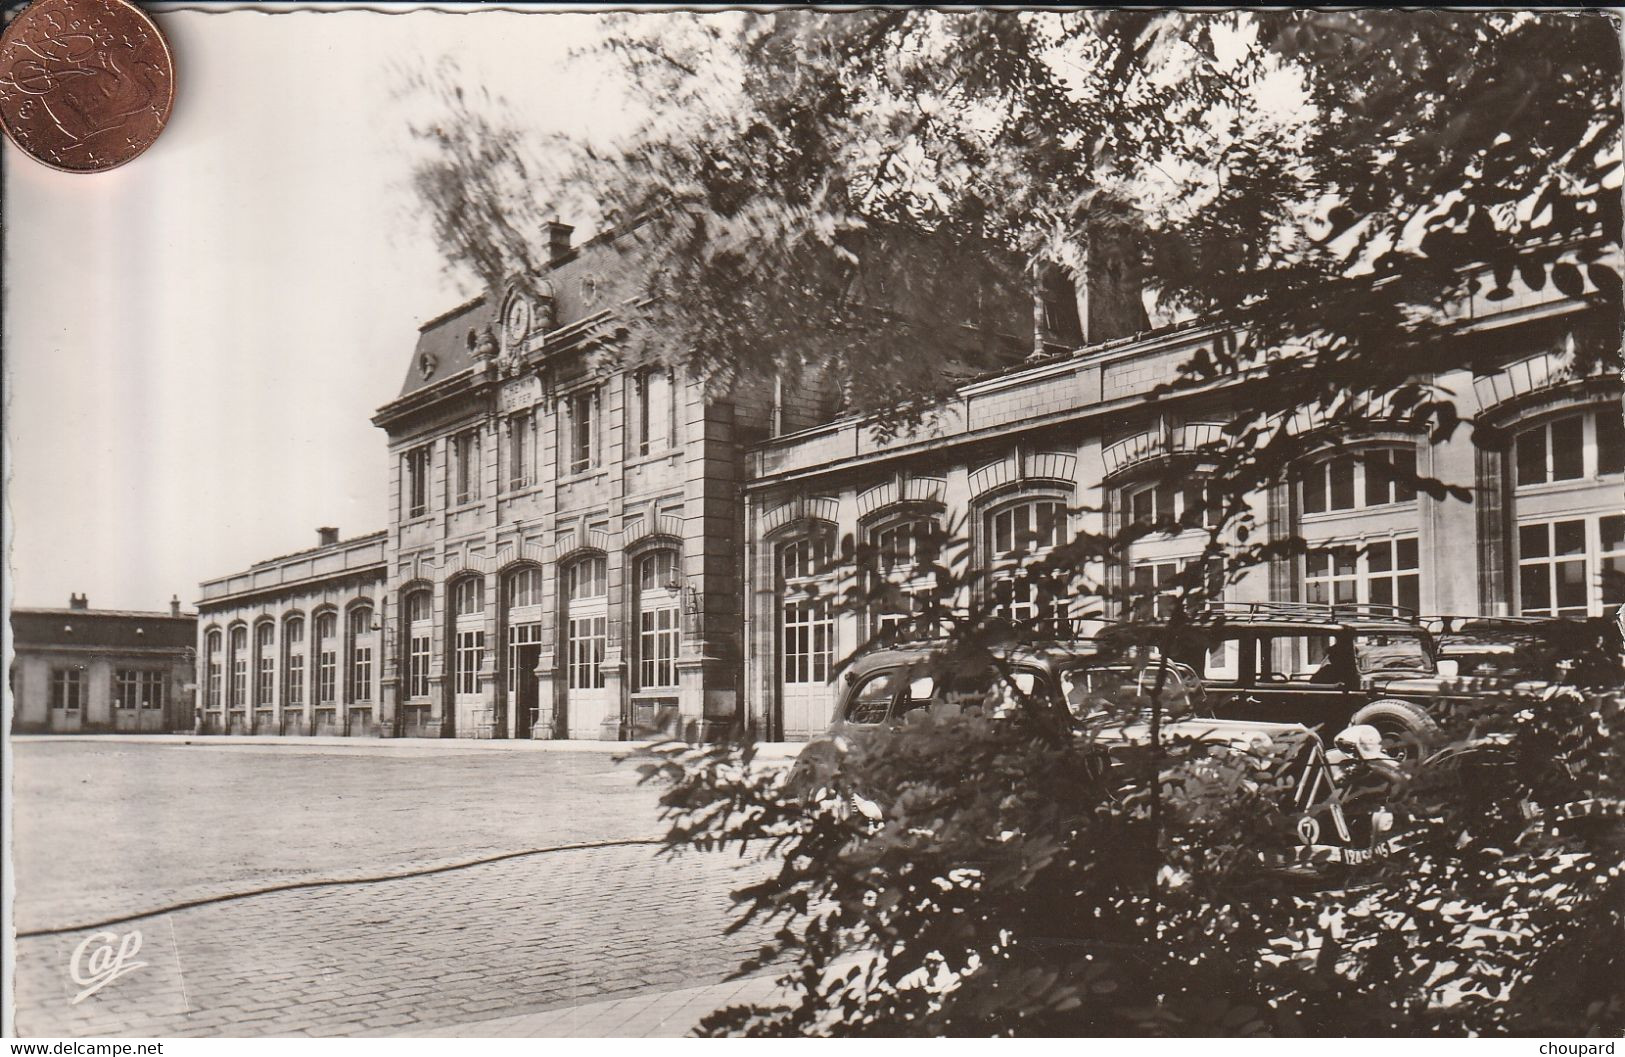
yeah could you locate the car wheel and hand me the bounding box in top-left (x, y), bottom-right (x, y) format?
top-left (1349, 699), bottom-right (1439, 761)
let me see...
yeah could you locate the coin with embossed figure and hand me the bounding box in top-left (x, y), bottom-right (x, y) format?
top-left (0, 0), bottom-right (173, 173)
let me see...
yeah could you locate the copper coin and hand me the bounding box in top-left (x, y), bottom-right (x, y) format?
top-left (0, 0), bottom-right (173, 173)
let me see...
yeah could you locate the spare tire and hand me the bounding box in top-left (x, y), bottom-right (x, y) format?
top-left (1349, 698), bottom-right (1439, 761)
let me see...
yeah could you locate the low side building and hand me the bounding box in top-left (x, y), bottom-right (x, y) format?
top-left (195, 528), bottom-right (387, 736)
top-left (10, 594), bottom-right (197, 734)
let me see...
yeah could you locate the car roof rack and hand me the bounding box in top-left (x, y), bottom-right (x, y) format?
top-left (1423, 613), bottom-right (1581, 635)
top-left (1196, 600), bottom-right (1420, 625)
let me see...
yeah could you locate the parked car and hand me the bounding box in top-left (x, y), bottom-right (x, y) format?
top-left (1425, 614), bottom-right (1625, 690)
top-left (1106, 602), bottom-right (1461, 756)
top-left (803, 641), bottom-right (1381, 869)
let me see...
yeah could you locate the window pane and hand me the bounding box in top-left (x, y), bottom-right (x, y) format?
top-left (1550, 416), bottom-right (1584, 480)
top-left (1369, 578), bottom-right (1393, 605)
top-left (1599, 410), bottom-right (1624, 476)
top-left (1328, 457), bottom-right (1355, 510)
top-left (1306, 552), bottom-right (1327, 577)
top-left (1393, 448), bottom-right (1417, 503)
top-left (1604, 556), bottom-right (1625, 605)
top-left (1397, 537), bottom-right (1418, 570)
top-left (1516, 426), bottom-right (1548, 486)
top-left (1602, 515), bottom-right (1625, 554)
top-left (1398, 575), bottom-right (1420, 614)
top-left (1333, 546), bottom-right (1358, 577)
top-left (1519, 523), bottom-right (1549, 559)
top-left (1368, 540), bottom-right (1392, 573)
top-left (1555, 559), bottom-right (1587, 612)
top-left (1364, 452), bottom-right (1392, 507)
top-left (1554, 519), bottom-right (1586, 556)
top-left (1302, 464), bottom-right (1326, 514)
top-left (1520, 564), bottom-right (1550, 614)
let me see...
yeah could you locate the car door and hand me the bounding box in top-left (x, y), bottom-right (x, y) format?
top-left (1227, 631), bottom-right (1355, 733)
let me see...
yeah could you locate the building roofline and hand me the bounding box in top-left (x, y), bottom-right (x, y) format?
top-left (243, 529), bottom-right (388, 571)
top-left (10, 608), bottom-right (197, 620)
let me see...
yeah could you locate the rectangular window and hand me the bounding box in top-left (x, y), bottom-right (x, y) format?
top-left (567, 616), bottom-right (607, 689)
top-left (507, 413), bottom-right (534, 491)
top-left (352, 643), bottom-right (373, 702)
top-left (139, 671), bottom-right (165, 710)
top-left (1519, 516), bottom-right (1618, 617)
top-left (455, 629), bottom-right (485, 695)
top-left (638, 607), bottom-right (679, 689)
top-left (207, 648), bottom-right (222, 709)
top-left (404, 446), bottom-right (431, 518)
top-left (635, 367), bottom-right (675, 456)
top-left (317, 649), bottom-right (336, 705)
top-left (286, 653), bottom-right (305, 707)
top-left (113, 669), bottom-right (140, 709)
top-left (409, 631), bottom-right (431, 698)
top-left (256, 624), bottom-right (275, 707)
top-left (506, 622), bottom-right (544, 697)
top-left (450, 430), bottom-right (481, 505)
top-left (1306, 538), bottom-right (1419, 613)
top-left (780, 599), bottom-right (831, 684)
top-left (1599, 411), bottom-right (1624, 477)
top-left (231, 648), bottom-right (247, 707)
top-left (51, 668), bottom-right (83, 710)
top-left (565, 388), bottom-right (597, 474)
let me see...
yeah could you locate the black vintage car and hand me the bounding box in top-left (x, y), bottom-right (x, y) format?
top-left (1426, 614), bottom-right (1625, 690)
top-left (1107, 602), bottom-right (1459, 754)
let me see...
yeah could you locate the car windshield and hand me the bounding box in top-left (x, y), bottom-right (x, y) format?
top-left (1353, 632), bottom-right (1435, 675)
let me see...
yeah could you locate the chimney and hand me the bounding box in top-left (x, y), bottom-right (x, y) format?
top-left (545, 220), bottom-right (574, 263)
top-left (317, 526), bottom-right (340, 547)
top-left (170, 594), bottom-right (182, 618)
top-left (68, 593), bottom-right (88, 610)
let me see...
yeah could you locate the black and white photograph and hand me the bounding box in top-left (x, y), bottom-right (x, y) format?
top-left (3, 1), bottom-right (1623, 1042)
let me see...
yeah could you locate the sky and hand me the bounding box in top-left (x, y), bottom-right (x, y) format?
top-left (3, 4), bottom-right (678, 612)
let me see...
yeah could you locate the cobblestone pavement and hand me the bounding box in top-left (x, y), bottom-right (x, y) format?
top-left (13, 842), bottom-right (779, 1037)
top-left (9, 739), bottom-right (793, 1037)
top-left (11, 739), bottom-right (681, 932)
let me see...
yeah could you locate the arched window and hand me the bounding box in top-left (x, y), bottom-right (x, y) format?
top-left (450, 577), bottom-right (485, 699)
top-left (283, 616), bottom-right (305, 709)
top-left (779, 534), bottom-right (833, 685)
top-left (1295, 443), bottom-right (1422, 616)
top-left (349, 606), bottom-right (375, 703)
top-left (451, 576), bottom-right (484, 618)
top-left (315, 611), bottom-right (338, 706)
top-left (564, 556), bottom-right (607, 692)
top-left (506, 567), bottom-right (543, 608)
top-left (635, 551), bottom-right (680, 690)
top-left (1512, 405), bottom-right (1625, 616)
top-left (254, 622), bottom-right (275, 709)
top-left (984, 497), bottom-right (1068, 632)
top-left (868, 517), bottom-right (942, 639)
top-left (404, 591), bottom-right (432, 700)
top-left (205, 629), bottom-right (223, 709)
top-left (228, 626), bottom-right (248, 709)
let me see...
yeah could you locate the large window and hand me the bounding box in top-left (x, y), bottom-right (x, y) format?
top-left (565, 555), bottom-right (608, 690)
top-left (779, 535), bottom-right (833, 685)
top-left (255, 622), bottom-right (275, 707)
top-left (1124, 478), bottom-right (1220, 530)
top-left (636, 551), bottom-right (680, 690)
top-left (315, 612), bottom-right (337, 705)
top-left (51, 668), bottom-right (83, 710)
top-left (985, 498), bottom-right (1068, 630)
top-left (405, 591), bottom-right (432, 699)
top-left (284, 616), bottom-right (305, 708)
top-left (404, 445), bottom-right (430, 518)
top-left (1301, 446), bottom-right (1417, 515)
top-left (349, 606), bottom-right (375, 702)
top-left (205, 629), bottom-right (223, 708)
top-left (451, 577), bottom-right (486, 698)
top-left (1131, 558), bottom-right (1225, 621)
top-left (506, 567), bottom-right (542, 608)
top-left (229, 626), bottom-right (248, 708)
top-left (870, 518), bottom-right (941, 637)
top-left (634, 367), bottom-right (675, 456)
top-left (564, 387), bottom-right (598, 474)
top-left (506, 412), bottom-right (534, 491)
top-left (1306, 538), bottom-right (1420, 612)
top-left (1518, 515), bottom-right (1625, 617)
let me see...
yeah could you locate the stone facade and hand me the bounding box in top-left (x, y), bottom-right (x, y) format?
top-left (742, 250), bottom-right (1625, 738)
top-left (11, 595), bottom-right (196, 734)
